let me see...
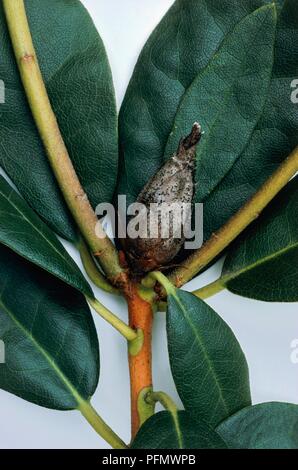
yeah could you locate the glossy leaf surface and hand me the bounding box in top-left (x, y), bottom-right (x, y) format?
top-left (0, 245), bottom-right (99, 410)
top-left (217, 402), bottom-right (298, 449)
top-left (222, 177), bottom-right (298, 301)
top-left (0, 176), bottom-right (93, 297)
top-left (132, 411), bottom-right (227, 449)
top-left (167, 289), bottom-right (251, 427)
top-left (0, 0), bottom-right (118, 240)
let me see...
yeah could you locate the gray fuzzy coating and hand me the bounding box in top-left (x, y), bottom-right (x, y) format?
top-left (124, 123), bottom-right (202, 274)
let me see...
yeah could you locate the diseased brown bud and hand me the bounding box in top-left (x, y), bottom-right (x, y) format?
top-left (123, 123), bottom-right (202, 275)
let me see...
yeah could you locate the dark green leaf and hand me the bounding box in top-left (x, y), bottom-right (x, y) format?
top-left (167, 290), bottom-right (251, 427)
top-left (131, 411), bottom-right (227, 449)
top-left (0, 176), bottom-right (93, 297)
top-left (203, 0), bottom-right (298, 240)
top-left (118, 0), bottom-right (298, 242)
top-left (222, 177), bottom-right (298, 301)
top-left (0, 244), bottom-right (99, 410)
top-left (164, 5), bottom-right (276, 202)
top-left (217, 402), bottom-right (298, 449)
top-left (0, 0), bottom-right (118, 241)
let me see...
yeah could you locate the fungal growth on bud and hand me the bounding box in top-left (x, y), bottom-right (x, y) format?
top-left (123, 123), bottom-right (202, 274)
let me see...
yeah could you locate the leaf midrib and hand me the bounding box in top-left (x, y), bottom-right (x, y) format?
top-left (0, 294), bottom-right (85, 408)
top-left (0, 185), bottom-right (82, 280)
top-left (164, 4), bottom-right (277, 200)
top-left (171, 293), bottom-right (230, 417)
top-left (223, 238), bottom-right (298, 286)
top-left (168, 409), bottom-right (184, 448)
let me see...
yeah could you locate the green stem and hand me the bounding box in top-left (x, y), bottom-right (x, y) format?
top-left (3, 0), bottom-right (125, 285)
top-left (137, 387), bottom-right (156, 429)
top-left (157, 301), bottom-right (167, 312)
top-left (79, 400), bottom-right (127, 449)
top-left (146, 391), bottom-right (182, 447)
top-left (87, 297), bottom-right (138, 342)
top-left (193, 278), bottom-right (225, 299)
top-left (149, 271), bottom-right (176, 297)
top-left (146, 391), bottom-right (179, 415)
top-left (79, 239), bottom-right (119, 295)
top-left (169, 146), bottom-right (298, 287)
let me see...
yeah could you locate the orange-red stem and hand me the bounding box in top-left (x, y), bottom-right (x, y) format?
top-left (126, 284), bottom-right (153, 439)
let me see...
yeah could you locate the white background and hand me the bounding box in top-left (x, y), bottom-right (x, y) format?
top-left (0, 0), bottom-right (297, 449)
